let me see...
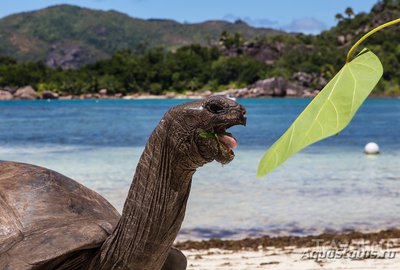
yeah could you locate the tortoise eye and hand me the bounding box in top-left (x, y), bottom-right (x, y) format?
top-left (206, 103), bottom-right (225, 114)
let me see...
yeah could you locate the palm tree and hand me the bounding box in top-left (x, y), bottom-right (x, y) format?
top-left (345, 7), bottom-right (354, 18)
top-left (335, 13), bottom-right (344, 22)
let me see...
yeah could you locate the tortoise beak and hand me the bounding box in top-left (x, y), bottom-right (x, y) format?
top-left (239, 105), bottom-right (247, 126)
top-left (227, 104), bottom-right (247, 128)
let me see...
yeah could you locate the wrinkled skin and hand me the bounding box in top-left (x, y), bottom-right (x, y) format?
top-left (0, 96), bottom-right (246, 270)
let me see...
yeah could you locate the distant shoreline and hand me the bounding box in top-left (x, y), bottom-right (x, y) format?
top-left (1, 91), bottom-right (399, 101)
top-left (2, 76), bottom-right (400, 101)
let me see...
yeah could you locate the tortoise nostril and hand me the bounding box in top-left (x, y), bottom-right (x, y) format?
top-left (239, 107), bottom-right (247, 126)
top-left (240, 107), bottom-right (247, 117)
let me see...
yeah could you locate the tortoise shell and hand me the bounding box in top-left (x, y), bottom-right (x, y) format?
top-left (0, 162), bottom-right (120, 269)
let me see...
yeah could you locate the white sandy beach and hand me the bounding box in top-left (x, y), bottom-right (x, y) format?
top-left (183, 243), bottom-right (400, 270)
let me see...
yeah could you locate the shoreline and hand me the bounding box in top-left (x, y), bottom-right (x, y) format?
top-left (1, 92), bottom-right (399, 101)
top-left (1, 83), bottom-right (400, 101)
top-left (177, 229), bottom-right (400, 269)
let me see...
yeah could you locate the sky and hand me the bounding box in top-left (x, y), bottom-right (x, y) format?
top-left (0, 0), bottom-right (380, 34)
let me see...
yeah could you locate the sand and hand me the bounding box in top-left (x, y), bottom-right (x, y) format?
top-left (178, 229), bottom-right (400, 269)
top-left (184, 246), bottom-right (400, 270)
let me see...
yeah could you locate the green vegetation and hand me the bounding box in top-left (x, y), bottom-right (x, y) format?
top-left (0, 4), bottom-right (282, 66)
top-left (0, 45), bottom-right (267, 95)
top-left (0, 1), bottom-right (399, 95)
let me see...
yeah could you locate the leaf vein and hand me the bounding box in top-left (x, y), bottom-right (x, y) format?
top-left (286, 125), bottom-right (295, 155)
top-left (318, 120), bottom-right (324, 136)
top-left (329, 99), bottom-right (339, 130)
top-left (354, 62), bottom-right (379, 73)
top-left (299, 67), bottom-right (345, 143)
top-left (348, 66), bottom-right (357, 115)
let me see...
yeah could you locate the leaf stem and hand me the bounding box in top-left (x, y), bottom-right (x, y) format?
top-left (346, 18), bottom-right (400, 63)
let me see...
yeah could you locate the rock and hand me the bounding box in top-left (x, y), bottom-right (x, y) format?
top-left (46, 42), bottom-right (94, 70)
top-left (292, 72), bottom-right (313, 87)
top-left (99, 89), bottom-right (108, 96)
top-left (292, 72), bottom-right (327, 90)
top-left (216, 76), bottom-right (316, 98)
top-left (221, 40), bottom-right (284, 65)
top-left (302, 90), bottom-right (319, 98)
top-left (337, 33), bottom-right (355, 45)
top-left (286, 88), bottom-right (298, 96)
top-left (14, 86), bottom-right (38, 100)
top-left (286, 82), bottom-right (309, 97)
top-left (165, 92), bottom-right (176, 99)
top-left (242, 41), bottom-right (281, 65)
top-left (345, 34), bottom-right (354, 43)
top-left (81, 93), bottom-right (100, 99)
top-left (249, 77), bottom-right (287, 97)
top-left (41, 91), bottom-right (59, 99)
top-left (0, 90), bottom-right (13, 100)
top-left (338, 35), bottom-right (346, 45)
top-left (3, 86), bottom-right (18, 94)
top-left (59, 95), bottom-right (73, 100)
top-left (201, 90), bottom-right (213, 97)
top-left (315, 76), bottom-right (328, 90)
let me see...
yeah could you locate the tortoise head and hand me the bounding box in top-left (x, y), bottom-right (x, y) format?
top-left (164, 96), bottom-right (246, 167)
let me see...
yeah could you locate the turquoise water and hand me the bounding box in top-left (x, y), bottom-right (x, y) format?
top-left (1, 98), bottom-right (400, 240)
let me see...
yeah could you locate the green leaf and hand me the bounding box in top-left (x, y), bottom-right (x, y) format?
top-left (257, 49), bottom-right (383, 177)
top-left (199, 132), bottom-right (216, 139)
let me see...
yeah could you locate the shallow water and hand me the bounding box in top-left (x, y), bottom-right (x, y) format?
top-left (1, 98), bottom-right (399, 240)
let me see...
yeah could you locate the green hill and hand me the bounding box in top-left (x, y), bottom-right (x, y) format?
top-left (0, 4), bottom-right (283, 69)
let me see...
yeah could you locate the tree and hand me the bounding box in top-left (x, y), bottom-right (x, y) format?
top-left (219, 32), bottom-right (244, 50)
top-left (335, 13), bottom-right (344, 22)
top-left (345, 7), bottom-right (354, 18)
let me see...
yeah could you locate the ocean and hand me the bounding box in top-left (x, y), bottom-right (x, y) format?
top-left (1, 98), bottom-right (399, 240)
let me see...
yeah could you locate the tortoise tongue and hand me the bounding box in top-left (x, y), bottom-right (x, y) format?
top-left (218, 134), bottom-right (238, 149)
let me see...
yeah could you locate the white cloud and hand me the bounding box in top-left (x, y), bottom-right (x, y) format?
top-left (223, 14), bottom-right (328, 34)
top-left (282, 17), bottom-right (328, 34)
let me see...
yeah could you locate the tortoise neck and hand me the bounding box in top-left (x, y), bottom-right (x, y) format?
top-left (98, 117), bottom-right (195, 270)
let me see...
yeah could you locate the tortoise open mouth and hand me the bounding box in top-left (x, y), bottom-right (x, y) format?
top-left (198, 121), bottom-right (243, 164)
top-left (214, 126), bottom-right (239, 164)
top-left (196, 102), bottom-right (246, 165)
top-left (215, 128), bottom-right (237, 153)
